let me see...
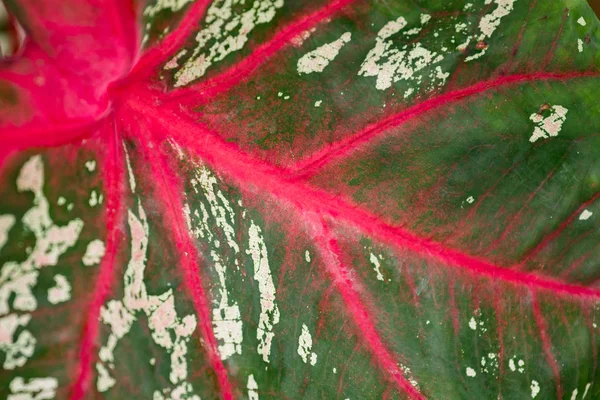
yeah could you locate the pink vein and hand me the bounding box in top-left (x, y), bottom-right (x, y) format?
top-left (163, 0), bottom-right (362, 105)
top-left (531, 292), bottom-right (563, 399)
top-left (517, 191), bottom-right (600, 266)
top-left (485, 151), bottom-right (568, 254)
top-left (290, 71), bottom-right (598, 179)
top-left (542, 9), bottom-right (568, 70)
top-left (313, 218), bottom-right (424, 399)
top-left (70, 117), bottom-right (125, 399)
top-left (127, 99), bottom-right (600, 302)
top-left (502, 0), bottom-right (537, 74)
top-left (133, 123), bottom-right (234, 399)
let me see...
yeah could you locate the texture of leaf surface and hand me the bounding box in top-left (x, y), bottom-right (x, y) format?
top-left (1, 0), bottom-right (600, 399)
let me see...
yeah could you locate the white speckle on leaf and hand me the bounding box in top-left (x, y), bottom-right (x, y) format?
top-left (85, 160), bottom-right (96, 172)
top-left (89, 190), bottom-right (102, 207)
top-left (182, 204), bottom-right (193, 232)
top-left (314, 100), bottom-right (322, 107)
top-left (305, 250), bottom-right (311, 262)
top-left (96, 201), bottom-right (199, 400)
top-left (456, 36), bottom-right (472, 52)
top-left (434, 66), bottom-right (449, 82)
top-left (468, 317), bottom-right (477, 330)
top-left (192, 168), bottom-right (239, 253)
top-left (529, 105), bottom-right (568, 143)
top-left (466, 367), bottom-right (477, 377)
top-left (583, 383), bottom-right (591, 398)
top-left (466, 196), bottom-right (475, 204)
top-left (96, 363), bottom-right (116, 392)
top-left (144, 0), bottom-right (193, 18)
top-left (578, 17), bottom-right (587, 26)
top-left (399, 363), bottom-right (419, 388)
top-left (47, 274), bottom-right (71, 305)
top-left (123, 143), bottom-right (136, 193)
top-left (8, 376), bottom-right (58, 400)
top-left (571, 389), bottom-right (578, 400)
top-left (531, 380), bottom-right (540, 398)
top-left (0, 156), bottom-right (83, 368)
top-left (369, 252), bottom-right (384, 281)
top-left (578, 39), bottom-right (584, 53)
top-left (359, 16), bottom-right (448, 92)
top-left (185, 166), bottom-right (244, 361)
top-left (465, 0), bottom-right (517, 62)
top-left (509, 358), bottom-right (516, 371)
top-left (83, 239), bottom-right (106, 266)
top-left (479, 352), bottom-right (499, 374)
top-left (580, 209), bottom-right (593, 220)
top-left (377, 17), bottom-right (408, 40)
top-left (169, 139), bottom-right (187, 161)
top-left (247, 222), bottom-right (280, 363)
top-left (479, 0), bottom-right (515, 37)
top-left (291, 26), bottom-right (317, 47)
top-left (0, 215), bottom-right (15, 251)
top-left (404, 27), bottom-right (422, 36)
top-left (298, 323), bottom-right (317, 365)
top-left (455, 22), bottom-right (468, 33)
top-left (247, 374), bottom-right (259, 400)
top-left (0, 314), bottom-right (35, 370)
top-left (17, 155), bottom-right (44, 193)
top-left (164, 49), bottom-right (188, 70)
top-left (333, 367), bottom-right (337, 373)
top-left (172, 0), bottom-right (285, 87)
top-left (297, 32), bottom-right (351, 74)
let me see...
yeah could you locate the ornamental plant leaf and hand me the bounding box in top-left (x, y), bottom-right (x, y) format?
top-left (1, 0), bottom-right (600, 399)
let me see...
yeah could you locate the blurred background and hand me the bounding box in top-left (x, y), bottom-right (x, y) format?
top-left (592, 0), bottom-right (600, 15)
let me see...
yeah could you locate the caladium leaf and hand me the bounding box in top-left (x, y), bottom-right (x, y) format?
top-left (1, 0), bottom-right (600, 398)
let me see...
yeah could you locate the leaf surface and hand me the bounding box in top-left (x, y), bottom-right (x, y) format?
top-left (1, 0), bottom-right (600, 399)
